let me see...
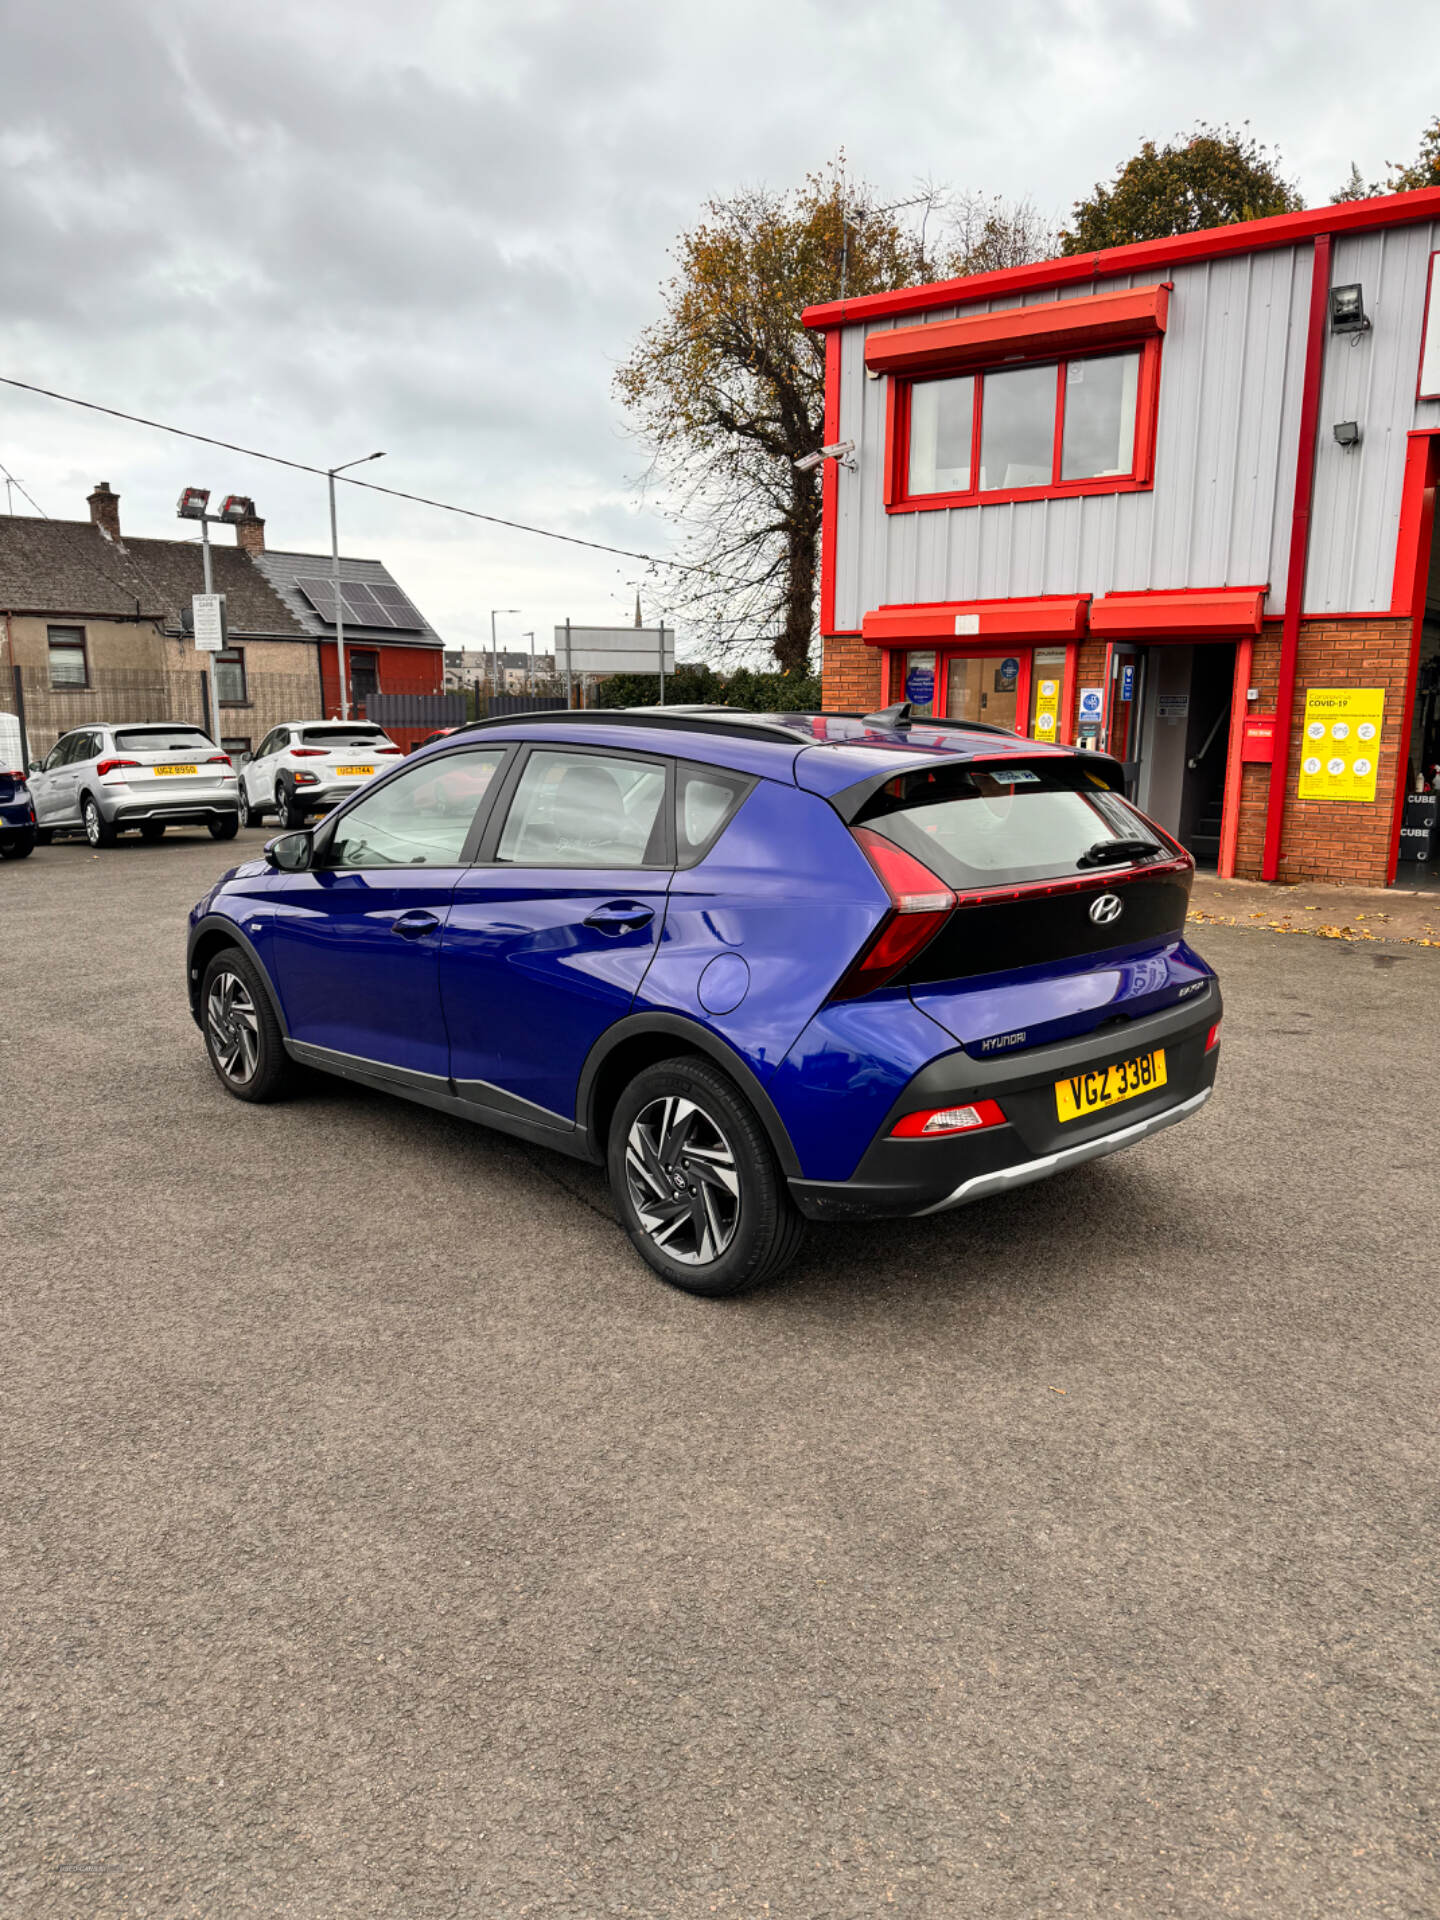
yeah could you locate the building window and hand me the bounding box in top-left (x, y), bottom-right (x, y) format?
top-left (214, 647), bottom-right (247, 706)
top-left (47, 626), bottom-right (89, 689)
top-left (892, 343), bottom-right (1155, 511)
top-left (348, 650), bottom-right (379, 703)
top-left (221, 736), bottom-right (252, 759)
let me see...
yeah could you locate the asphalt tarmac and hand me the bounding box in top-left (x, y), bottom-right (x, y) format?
top-left (3, 829), bottom-right (1436, 1918)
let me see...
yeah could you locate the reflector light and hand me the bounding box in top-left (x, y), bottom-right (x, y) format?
top-left (1205, 1020), bottom-right (1222, 1052)
top-left (891, 1098), bottom-right (1007, 1139)
top-left (293, 771), bottom-right (320, 786)
top-left (95, 758), bottom-right (141, 777)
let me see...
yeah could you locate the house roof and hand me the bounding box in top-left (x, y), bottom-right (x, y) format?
top-left (0, 514), bottom-right (307, 635)
top-left (253, 549), bottom-right (443, 649)
top-left (802, 185), bottom-right (1440, 331)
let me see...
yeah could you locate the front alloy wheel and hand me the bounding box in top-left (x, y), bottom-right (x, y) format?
top-left (625, 1095), bottom-right (741, 1267)
top-left (206, 968), bottom-right (260, 1085)
top-left (200, 948), bottom-right (294, 1103)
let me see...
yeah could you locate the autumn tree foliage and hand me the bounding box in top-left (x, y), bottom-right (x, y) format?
top-left (617, 164), bottom-right (1052, 673)
top-left (1060, 124), bottom-right (1303, 254)
top-left (1333, 117), bottom-right (1440, 201)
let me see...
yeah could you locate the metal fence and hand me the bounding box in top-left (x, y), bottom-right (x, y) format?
top-left (0, 665), bottom-right (328, 763)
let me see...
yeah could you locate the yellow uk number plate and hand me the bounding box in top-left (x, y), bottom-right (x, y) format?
top-left (1055, 1048), bottom-right (1167, 1123)
top-left (337, 765), bottom-right (374, 777)
top-left (154, 763), bottom-right (197, 776)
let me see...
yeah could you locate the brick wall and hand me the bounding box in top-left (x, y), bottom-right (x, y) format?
top-left (821, 632), bottom-right (884, 712)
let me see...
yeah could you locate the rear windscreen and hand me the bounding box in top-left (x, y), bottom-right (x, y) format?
top-left (113, 729), bottom-right (212, 753)
top-left (299, 727), bottom-right (387, 747)
top-left (855, 761), bottom-right (1173, 890)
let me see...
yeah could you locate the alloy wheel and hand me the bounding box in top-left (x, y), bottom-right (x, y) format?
top-left (206, 970), bottom-right (260, 1083)
top-left (625, 1095), bottom-right (741, 1267)
top-left (84, 801), bottom-right (100, 846)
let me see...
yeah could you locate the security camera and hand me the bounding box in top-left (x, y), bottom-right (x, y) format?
top-left (794, 450), bottom-right (824, 473)
top-left (794, 440), bottom-right (856, 473)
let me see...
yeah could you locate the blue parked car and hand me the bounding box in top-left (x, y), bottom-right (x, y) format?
top-left (0, 758), bottom-right (37, 859)
top-left (187, 707), bottom-right (1221, 1295)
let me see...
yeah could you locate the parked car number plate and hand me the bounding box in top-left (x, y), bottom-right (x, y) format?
top-left (154, 764), bottom-right (198, 776)
top-left (337, 765), bottom-right (374, 776)
top-left (1055, 1048), bottom-right (1167, 1123)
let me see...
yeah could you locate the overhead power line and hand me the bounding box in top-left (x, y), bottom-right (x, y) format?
top-left (0, 372), bottom-right (717, 578)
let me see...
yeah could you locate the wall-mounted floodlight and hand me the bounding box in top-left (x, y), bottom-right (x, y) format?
top-left (1333, 420), bottom-right (1362, 448)
top-left (176, 486), bottom-right (210, 518)
top-left (795, 440), bottom-right (857, 473)
top-left (1330, 284), bottom-right (1370, 334)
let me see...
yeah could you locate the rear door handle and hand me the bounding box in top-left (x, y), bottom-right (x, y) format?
top-left (391, 909), bottom-right (441, 939)
top-left (584, 902), bottom-right (655, 936)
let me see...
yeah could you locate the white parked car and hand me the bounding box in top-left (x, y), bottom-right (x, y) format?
top-left (238, 722), bottom-right (403, 830)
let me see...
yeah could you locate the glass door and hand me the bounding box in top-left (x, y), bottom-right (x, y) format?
top-left (943, 654), bottom-right (1027, 732)
top-left (1105, 644), bottom-right (1146, 794)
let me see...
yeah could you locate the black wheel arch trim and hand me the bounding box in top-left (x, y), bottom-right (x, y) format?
top-left (187, 914), bottom-right (288, 1034)
top-left (576, 1011), bottom-right (802, 1180)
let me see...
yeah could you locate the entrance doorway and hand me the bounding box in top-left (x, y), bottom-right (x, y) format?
top-left (1103, 642), bottom-right (1237, 867)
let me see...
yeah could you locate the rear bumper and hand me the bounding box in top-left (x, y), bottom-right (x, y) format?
top-left (788, 984), bottom-right (1220, 1221)
top-left (111, 798), bottom-right (238, 826)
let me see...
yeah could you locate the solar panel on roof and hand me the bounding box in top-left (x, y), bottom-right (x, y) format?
top-left (296, 577), bottom-right (342, 622)
top-left (342, 582), bottom-right (391, 628)
top-left (368, 581), bottom-right (424, 630)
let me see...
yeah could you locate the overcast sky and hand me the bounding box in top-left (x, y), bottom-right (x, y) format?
top-left (1, 0), bottom-right (1436, 661)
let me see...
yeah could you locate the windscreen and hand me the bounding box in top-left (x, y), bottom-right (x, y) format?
top-left (113, 728), bottom-right (213, 753)
top-left (299, 726), bottom-right (388, 747)
top-left (855, 761), bottom-right (1173, 890)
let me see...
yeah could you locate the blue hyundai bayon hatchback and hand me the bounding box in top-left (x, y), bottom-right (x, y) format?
top-left (187, 707), bottom-right (1221, 1296)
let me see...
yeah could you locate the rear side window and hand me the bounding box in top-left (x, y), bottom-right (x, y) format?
top-left (496, 749), bottom-right (668, 868)
top-left (855, 761), bottom-right (1171, 890)
top-left (675, 762), bottom-right (753, 867)
top-left (113, 728), bottom-right (212, 754)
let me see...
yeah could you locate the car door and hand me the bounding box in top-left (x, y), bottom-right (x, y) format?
top-left (247, 728), bottom-right (288, 808)
top-left (263, 745), bottom-right (510, 1082)
top-left (243, 730), bottom-right (276, 807)
top-left (33, 732), bottom-right (87, 825)
top-left (440, 744), bottom-right (673, 1122)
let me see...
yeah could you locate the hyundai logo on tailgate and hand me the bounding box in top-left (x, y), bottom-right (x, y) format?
top-left (1089, 893), bottom-right (1124, 925)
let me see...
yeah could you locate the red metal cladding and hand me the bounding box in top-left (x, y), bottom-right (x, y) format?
top-left (1089, 586), bottom-right (1267, 639)
top-left (864, 284), bottom-right (1169, 377)
top-left (862, 595), bottom-right (1090, 647)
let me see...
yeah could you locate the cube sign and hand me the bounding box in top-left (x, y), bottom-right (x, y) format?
top-left (192, 593), bottom-right (227, 653)
top-left (1421, 252), bottom-right (1440, 399)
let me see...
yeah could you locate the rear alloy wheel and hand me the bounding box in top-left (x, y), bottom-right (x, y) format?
top-left (608, 1055), bottom-right (806, 1297)
top-left (238, 786), bottom-right (262, 829)
top-left (33, 829), bottom-right (53, 846)
top-left (275, 781), bottom-right (307, 831)
top-left (209, 814), bottom-right (240, 840)
top-left (139, 822), bottom-right (166, 843)
top-left (82, 796), bottom-right (117, 848)
top-left (201, 948), bottom-right (294, 1103)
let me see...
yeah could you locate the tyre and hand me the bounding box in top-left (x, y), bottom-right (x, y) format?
top-left (209, 814), bottom-right (240, 841)
top-left (139, 822), bottom-right (166, 843)
top-left (82, 795), bottom-right (118, 848)
top-left (275, 781), bottom-right (307, 831)
top-left (0, 831), bottom-right (36, 859)
top-left (200, 947), bottom-right (295, 1103)
top-left (607, 1055), bottom-right (806, 1297)
top-left (238, 785), bottom-right (263, 829)
top-left (33, 828), bottom-right (53, 846)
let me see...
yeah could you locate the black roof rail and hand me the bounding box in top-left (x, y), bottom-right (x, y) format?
top-left (447, 707), bottom-right (807, 747)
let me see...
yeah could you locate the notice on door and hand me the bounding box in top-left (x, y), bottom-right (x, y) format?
top-left (1032, 676), bottom-right (1061, 741)
top-left (1296, 687), bottom-right (1384, 803)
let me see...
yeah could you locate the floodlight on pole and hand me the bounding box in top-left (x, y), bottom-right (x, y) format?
top-left (327, 451), bottom-right (385, 719)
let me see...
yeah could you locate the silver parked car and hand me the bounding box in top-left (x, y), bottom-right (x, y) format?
top-left (30, 723), bottom-right (240, 848)
top-left (237, 721), bottom-right (402, 829)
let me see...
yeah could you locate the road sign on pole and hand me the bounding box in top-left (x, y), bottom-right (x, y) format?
top-left (554, 625), bottom-right (677, 676)
top-left (192, 594), bottom-right (227, 653)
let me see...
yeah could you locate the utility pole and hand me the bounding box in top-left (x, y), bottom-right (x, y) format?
top-left (328, 452), bottom-right (385, 719)
top-left (522, 631), bottom-right (535, 696)
top-left (490, 608), bottom-right (519, 715)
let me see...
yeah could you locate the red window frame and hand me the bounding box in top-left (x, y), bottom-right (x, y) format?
top-left (884, 336), bottom-right (1162, 514)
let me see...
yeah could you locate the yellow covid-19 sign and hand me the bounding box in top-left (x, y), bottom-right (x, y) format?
top-left (1296, 688), bottom-right (1384, 803)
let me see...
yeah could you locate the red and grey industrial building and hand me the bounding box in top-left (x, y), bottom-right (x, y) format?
top-left (806, 187), bottom-right (1440, 889)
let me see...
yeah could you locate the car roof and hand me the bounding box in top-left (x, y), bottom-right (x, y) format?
top-left (431, 705), bottom-right (1112, 794)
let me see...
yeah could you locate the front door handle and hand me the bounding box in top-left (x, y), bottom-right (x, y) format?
top-left (391, 909), bottom-right (441, 939)
top-left (583, 902), bottom-right (655, 937)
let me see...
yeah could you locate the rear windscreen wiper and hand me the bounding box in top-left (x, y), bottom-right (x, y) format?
top-left (1076, 836), bottom-right (1163, 870)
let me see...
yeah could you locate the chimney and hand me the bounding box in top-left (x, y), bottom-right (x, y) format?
top-left (87, 482), bottom-right (121, 541)
top-left (230, 497), bottom-right (266, 555)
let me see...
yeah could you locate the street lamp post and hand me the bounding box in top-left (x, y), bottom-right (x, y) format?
top-left (522, 631), bottom-right (535, 696)
top-left (328, 453), bottom-right (385, 719)
top-left (490, 608), bottom-right (519, 712)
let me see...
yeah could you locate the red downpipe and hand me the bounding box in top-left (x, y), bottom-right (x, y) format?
top-left (1262, 232), bottom-right (1332, 881)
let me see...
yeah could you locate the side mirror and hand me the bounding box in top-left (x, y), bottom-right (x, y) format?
top-left (238, 751), bottom-right (253, 766)
top-left (29, 759), bottom-right (43, 773)
top-left (263, 830), bottom-right (312, 872)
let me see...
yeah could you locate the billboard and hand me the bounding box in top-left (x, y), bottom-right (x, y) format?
top-left (555, 625), bottom-right (676, 675)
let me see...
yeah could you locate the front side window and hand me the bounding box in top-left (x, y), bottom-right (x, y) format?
top-left (214, 647), bottom-right (247, 705)
top-left (325, 748), bottom-right (506, 868)
top-left (496, 750), bottom-right (667, 868)
top-left (47, 626), bottom-right (88, 689)
top-left (898, 347), bottom-right (1147, 506)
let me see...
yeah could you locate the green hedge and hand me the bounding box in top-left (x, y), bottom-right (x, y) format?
top-left (592, 664), bottom-right (823, 711)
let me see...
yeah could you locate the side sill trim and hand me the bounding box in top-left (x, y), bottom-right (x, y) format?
top-left (917, 1086), bottom-right (1212, 1216)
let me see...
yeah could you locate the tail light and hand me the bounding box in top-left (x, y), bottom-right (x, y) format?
top-left (289, 747), bottom-right (327, 758)
top-left (206, 753), bottom-right (232, 767)
top-left (95, 758), bottom-right (141, 778)
top-left (377, 746), bottom-right (403, 755)
top-left (4, 769), bottom-right (24, 781)
top-left (1205, 1020), bottom-right (1222, 1052)
top-left (829, 827), bottom-right (956, 1000)
top-left (891, 1099), bottom-right (1007, 1139)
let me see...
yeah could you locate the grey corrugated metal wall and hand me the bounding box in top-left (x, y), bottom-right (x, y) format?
top-left (830, 221), bottom-right (1440, 629)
